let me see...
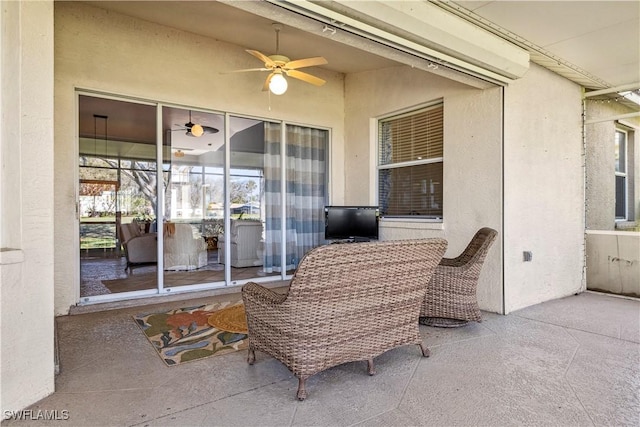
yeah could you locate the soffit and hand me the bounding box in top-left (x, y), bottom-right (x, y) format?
top-left (447, 1), bottom-right (640, 90)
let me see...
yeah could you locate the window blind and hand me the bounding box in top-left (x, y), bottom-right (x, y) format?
top-left (378, 103), bottom-right (444, 219)
top-left (379, 106), bottom-right (443, 165)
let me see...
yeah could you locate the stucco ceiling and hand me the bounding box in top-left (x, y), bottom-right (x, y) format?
top-left (82, 0), bottom-right (639, 90)
top-left (82, 0), bottom-right (400, 75)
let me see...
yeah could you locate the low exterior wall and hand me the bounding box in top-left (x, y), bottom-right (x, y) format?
top-left (586, 231), bottom-right (640, 297)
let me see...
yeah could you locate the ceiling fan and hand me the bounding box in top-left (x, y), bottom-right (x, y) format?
top-left (173, 110), bottom-right (219, 137)
top-left (231, 23), bottom-right (328, 95)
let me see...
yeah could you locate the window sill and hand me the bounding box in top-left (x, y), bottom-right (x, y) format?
top-left (380, 218), bottom-right (444, 231)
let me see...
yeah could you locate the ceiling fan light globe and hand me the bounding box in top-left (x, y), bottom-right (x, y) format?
top-left (269, 73), bottom-right (288, 95)
top-left (190, 124), bottom-right (204, 137)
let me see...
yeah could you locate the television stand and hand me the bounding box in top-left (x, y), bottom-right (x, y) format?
top-left (352, 237), bottom-right (371, 243)
top-left (330, 237), bottom-right (371, 244)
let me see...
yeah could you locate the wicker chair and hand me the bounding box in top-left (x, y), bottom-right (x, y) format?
top-left (420, 227), bottom-right (498, 327)
top-left (242, 238), bottom-right (447, 400)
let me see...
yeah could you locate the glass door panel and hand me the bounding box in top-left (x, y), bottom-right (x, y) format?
top-left (78, 95), bottom-right (158, 298)
top-left (162, 106), bottom-right (225, 289)
top-left (228, 117), bottom-right (281, 282)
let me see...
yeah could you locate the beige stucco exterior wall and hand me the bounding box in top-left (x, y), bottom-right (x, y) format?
top-left (503, 63), bottom-right (585, 313)
top-left (53, 2), bottom-right (346, 315)
top-left (584, 99), bottom-right (639, 295)
top-left (344, 66), bottom-right (504, 314)
top-left (1, 0), bottom-right (55, 416)
top-left (585, 101), bottom-right (639, 230)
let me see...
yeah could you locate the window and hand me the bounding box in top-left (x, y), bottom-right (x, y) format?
top-left (615, 129), bottom-right (627, 220)
top-left (378, 102), bottom-right (443, 219)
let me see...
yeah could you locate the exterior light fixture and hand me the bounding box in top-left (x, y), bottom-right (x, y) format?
top-left (269, 72), bottom-right (288, 95)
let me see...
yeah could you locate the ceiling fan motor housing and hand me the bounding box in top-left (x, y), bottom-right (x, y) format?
top-left (268, 55), bottom-right (290, 66)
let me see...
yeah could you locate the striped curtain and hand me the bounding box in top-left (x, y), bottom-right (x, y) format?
top-left (263, 123), bottom-right (327, 273)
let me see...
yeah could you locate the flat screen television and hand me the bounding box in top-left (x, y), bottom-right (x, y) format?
top-left (324, 206), bottom-right (379, 241)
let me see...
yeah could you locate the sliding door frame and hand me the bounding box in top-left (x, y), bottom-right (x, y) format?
top-left (77, 90), bottom-right (331, 305)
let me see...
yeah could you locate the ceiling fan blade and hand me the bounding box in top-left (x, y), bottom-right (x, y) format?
top-left (284, 56), bottom-right (328, 70)
top-left (286, 69), bottom-right (326, 86)
top-left (202, 126), bottom-right (219, 134)
top-left (246, 50), bottom-right (276, 67)
top-left (224, 68), bottom-right (270, 73)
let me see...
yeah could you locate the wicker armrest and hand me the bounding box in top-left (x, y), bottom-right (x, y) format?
top-left (242, 282), bottom-right (287, 306)
top-left (421, 228), bottom-right (497, 324)
top-left (438, 256), bottom-right (476, 273)
top-left (439, 256), bottom-right (461, 268)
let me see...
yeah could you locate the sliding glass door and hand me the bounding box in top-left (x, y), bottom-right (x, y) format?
top-left (78, 92), bottom-right (329, 303)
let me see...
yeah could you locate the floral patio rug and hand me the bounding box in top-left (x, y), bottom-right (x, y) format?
top-left (133, 301), bottom-right (248, 366)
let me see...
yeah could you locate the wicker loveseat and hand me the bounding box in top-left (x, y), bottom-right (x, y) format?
top-left (242, 238), bottom-right (448, 400)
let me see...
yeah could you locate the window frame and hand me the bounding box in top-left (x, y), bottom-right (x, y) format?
top-left (615, 128), bottom-right (628, 221)
top-left (376, 100), bottom-right (444, 221)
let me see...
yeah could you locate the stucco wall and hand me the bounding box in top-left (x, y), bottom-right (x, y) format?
top-left (344, 66), bottom-right (504, 314)
top-left (585, 101), bottom-right (639, 230)
top-left (54, 2), bottom-right (346, 315)
top-left (586, 231), bottom-right (640, 297)
top-left (1, 0), bottom-right (55, 416)
top-left (503, 63), bottom-right (585, 313)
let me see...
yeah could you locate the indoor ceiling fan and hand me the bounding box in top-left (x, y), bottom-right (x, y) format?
top-left (173, 110), bottom-right (219, 137)
top-left (231, 23), bottom-right (328, 95)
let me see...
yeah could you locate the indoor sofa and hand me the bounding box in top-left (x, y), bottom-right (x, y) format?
top-left (164, 223), bottom-right (208, 271)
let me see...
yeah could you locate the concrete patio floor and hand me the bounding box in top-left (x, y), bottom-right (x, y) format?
top-left (3, 291), bottom-right (639, 426)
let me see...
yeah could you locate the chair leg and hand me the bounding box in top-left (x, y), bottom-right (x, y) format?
top-left (418, 343), bottom-right (431, 357)
top-left (367, 359), bottom-right (376, 375)
top-left (296, 377), bottom-right (308, 401)
top-left (247, 348), bottom-right (256, 365)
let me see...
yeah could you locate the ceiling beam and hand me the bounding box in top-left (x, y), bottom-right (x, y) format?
top-left (261, 0), bottom-right (529, 85)
top-left (585, 112), bottom-right (640, 125)
top-left (584, 83), bottom-right (640, 98)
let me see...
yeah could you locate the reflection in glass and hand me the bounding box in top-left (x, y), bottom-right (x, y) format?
top-left (228, 116), bottom-right (278, 282)
top-left (78, 95), bottom-right (158, 298)
top-left (162, 107), bottom-right (225, 288)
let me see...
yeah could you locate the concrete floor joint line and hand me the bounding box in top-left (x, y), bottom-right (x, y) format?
top-left (514, 314), bottom-right (639, 344)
